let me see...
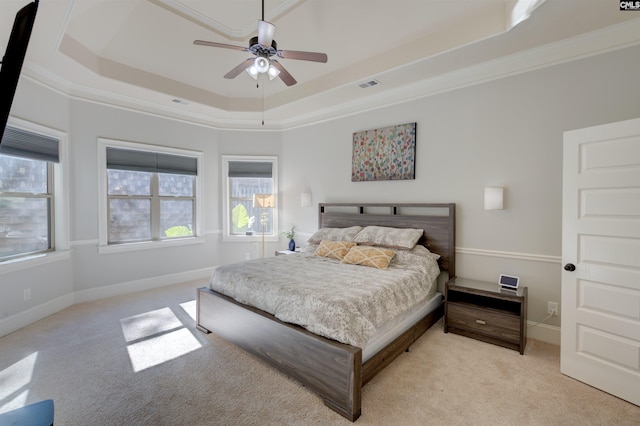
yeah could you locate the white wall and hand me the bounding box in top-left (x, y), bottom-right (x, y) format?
top-left (0, 79), bottom-right (291, 335)
top-left (216, 129), bottom-right (283, 265)
top-left (2, 44), bottom-right (639, 343)
top-left (0, 81), bottom-right (282, 334)
top-left (0, 79), bottom-right (74, 335)
top-left (281, 45), bottom-right (640, 343)
top-left (67, 99), bottom-right (225, 294)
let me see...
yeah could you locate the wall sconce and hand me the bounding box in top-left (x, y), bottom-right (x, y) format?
top-left (484, 187), bottom-right (504, 210)
top-left (301, 191), bottom-right (312, 208)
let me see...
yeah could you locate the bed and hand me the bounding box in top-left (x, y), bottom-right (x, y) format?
top-left (196, 203), bottom-right (456, 421)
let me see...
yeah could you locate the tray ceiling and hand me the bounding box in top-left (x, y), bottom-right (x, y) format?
top-left (1, 0), bottom-right (639, 129)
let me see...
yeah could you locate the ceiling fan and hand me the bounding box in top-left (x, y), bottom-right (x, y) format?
top-left (193, 0), bottom-right (327, 86)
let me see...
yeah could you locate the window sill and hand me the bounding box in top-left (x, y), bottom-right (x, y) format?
top-left (222, 234), bottom-right (278, 243)
top-left (0, 250), bottom-right (72, 274)
top-left (98, 236), bottom-right (205, 255)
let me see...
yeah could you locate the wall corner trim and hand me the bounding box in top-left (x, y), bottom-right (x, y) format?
top-left (457, 247), bottom-right (561, 264)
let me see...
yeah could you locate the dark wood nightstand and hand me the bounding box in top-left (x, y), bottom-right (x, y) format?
top-left (444, 277), bottom-right (527, 354)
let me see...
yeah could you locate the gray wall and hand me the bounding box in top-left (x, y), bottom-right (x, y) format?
top-left (67, 100), bottom-right (223, 293)
top-left (279, 45), bottom-right (640, 341)
top-left (2, 44), bottom-right (639, 342)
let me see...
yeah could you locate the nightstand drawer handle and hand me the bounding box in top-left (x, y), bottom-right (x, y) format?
top-left (475, 319), bottom-right (486, 325)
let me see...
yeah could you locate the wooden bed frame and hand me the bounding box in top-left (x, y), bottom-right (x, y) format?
top-left (196, 203), bottom-right (456, 421)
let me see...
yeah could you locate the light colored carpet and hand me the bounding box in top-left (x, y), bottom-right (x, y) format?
top-left (1, 279), bottom-right (638, 425)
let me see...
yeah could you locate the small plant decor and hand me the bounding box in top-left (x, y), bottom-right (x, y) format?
top-left (282, 225), bottom-right (295, 240)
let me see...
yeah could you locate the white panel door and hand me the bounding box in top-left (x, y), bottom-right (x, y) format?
top-left (561, 117), bottom-right (640, 406)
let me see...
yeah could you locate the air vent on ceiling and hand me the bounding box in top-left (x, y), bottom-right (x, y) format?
top-left (358, 80), bottom-right (380, 89)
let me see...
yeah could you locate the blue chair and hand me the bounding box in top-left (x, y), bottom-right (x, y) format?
top-left (0, 400), bottom-right (54, 425)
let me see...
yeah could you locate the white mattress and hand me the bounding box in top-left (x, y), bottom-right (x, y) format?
top-left (362, 291), bottom-right (442, 362)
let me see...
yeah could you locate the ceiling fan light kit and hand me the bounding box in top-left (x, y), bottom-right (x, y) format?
top-left (254, 56), bottom-right (270, 73)
top-left (193, 2), bottom-right (327, 87)
top-left (246, 66), bottom-right (259, 79)
top-left (267, 64), bottom-right (280, 80)
top-left (245, 55), bottom-right (280, 81)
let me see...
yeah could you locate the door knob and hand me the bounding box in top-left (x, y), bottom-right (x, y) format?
top-left (564, 263), bottom-right (576, 271)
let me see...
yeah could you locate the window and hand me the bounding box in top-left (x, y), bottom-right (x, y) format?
top-left (99, 141), bottom-right (201, 247)
top-left (222, 155), bottom-right (278, 240)
top-left (0, 126), bottom-right (59, 262)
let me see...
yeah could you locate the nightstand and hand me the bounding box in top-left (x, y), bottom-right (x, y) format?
top-left (444, 277), bottom-right (527, 354)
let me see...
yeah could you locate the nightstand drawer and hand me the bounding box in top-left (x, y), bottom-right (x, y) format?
top-left (447, 303), bottom-right (520, 342)
top-left (445, 278), bottom-right (527, 354)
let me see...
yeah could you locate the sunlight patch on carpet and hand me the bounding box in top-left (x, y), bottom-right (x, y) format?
top-left (120, 307), bottom-right (182, 342)
top-left (126, 328), bottom-right (202, 372)
top-left (120, 307), bottom-right (202, 372)
top-left (179, 300), bottom-right (197, 321)
top-left (0, 352), bottom-right (38, 411)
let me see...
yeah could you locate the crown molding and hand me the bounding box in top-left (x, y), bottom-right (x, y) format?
top-left (276, 18), bottom-right (640, 130)
top-left (20, 18), bottom-right (640, 131)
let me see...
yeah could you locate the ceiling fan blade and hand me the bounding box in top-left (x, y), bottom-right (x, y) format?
top-left (277, 50), bottom-right (327, 63)
top-left (224, 58), bottom-right (255, 79)
top-left (258, 20), bottom-right (275, 47)
top-left (270, 60), bottom-right (297, 86)
top-left (194, 40), bottom-right (248, 52)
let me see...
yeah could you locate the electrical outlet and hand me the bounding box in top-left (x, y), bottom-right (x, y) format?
top-left (245, 252), bottom-right (251, 260)
top-left (24, 288), bottom-right (31, 301)
top-left (547, 301), bottom-right (558, 316)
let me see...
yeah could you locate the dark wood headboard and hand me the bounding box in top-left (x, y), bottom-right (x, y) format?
top-left (318, 203), bottom-right (456, 277)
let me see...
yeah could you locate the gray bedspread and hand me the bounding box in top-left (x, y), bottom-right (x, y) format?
top-left (208, 245), bottom-right (440, 348)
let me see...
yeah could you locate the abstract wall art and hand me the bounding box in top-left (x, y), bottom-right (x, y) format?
top-left (351, 122), bottom-right (416, 182)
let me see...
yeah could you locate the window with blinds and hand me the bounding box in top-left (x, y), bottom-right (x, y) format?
top-left (105, 146), bottom-right (199, 244)
top-left (222, 156), bottom-right (278, 239)
top-left (0, 126), bottom-right (59, 261)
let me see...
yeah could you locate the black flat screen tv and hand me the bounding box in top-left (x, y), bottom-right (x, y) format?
top-left (0, 0), bottom-right (39, 142)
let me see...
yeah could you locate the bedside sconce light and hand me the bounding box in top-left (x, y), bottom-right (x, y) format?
top-left (301, 191), bottom-right (312, 208)
top-left (484, 187), bottom-right (504, 210)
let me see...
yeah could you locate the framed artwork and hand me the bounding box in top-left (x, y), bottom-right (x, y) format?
top-left (351, 122), bottom-right (416, 182)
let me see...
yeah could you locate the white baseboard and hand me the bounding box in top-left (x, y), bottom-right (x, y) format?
top-left (73, 267), bottom-right (213, 304)
top-left (0, 267), bottom-right (213, 338)
top-left (2, 266), bottom-right (562, 347)
top-left (0, 293), bottom-right (75, 338)
top-left (527, 321), bottom-right (561, 346)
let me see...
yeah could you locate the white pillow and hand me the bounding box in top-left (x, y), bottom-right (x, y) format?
top-left (353, 226), bottom-right (423, 250)
top-left (307, 226), bottom-right (363, 243)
